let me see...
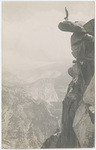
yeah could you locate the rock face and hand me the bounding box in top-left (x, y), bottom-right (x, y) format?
top-left (42, 19), bottom-right (95, 148)
top-left (73, 75), bottom-right (95, 147)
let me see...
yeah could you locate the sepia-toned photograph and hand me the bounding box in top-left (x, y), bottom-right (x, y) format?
top-left (2, 1), bottom-right (95, 149)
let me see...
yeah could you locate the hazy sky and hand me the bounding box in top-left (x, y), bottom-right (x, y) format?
top-left (2, 1), bottom-right (95, 73)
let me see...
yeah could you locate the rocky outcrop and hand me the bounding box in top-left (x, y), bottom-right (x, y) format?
top-left (73, 75), bottom-right (95, 147)
top-left (42, 19), bottom-right (95, 148)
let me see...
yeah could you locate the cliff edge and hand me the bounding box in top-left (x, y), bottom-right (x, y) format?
top-left (41, 19), bottom-right (95, 148)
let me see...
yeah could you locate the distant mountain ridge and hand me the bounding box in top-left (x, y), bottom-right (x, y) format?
top-left (2, 63), bottom-right (70, 148)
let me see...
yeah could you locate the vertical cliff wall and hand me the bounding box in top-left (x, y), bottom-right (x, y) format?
top-left (41, 19), bottom-right (95, 148)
